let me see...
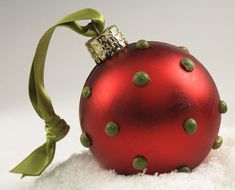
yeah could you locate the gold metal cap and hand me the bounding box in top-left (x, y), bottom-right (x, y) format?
top-left (86, 25), bottom-right (128, 64)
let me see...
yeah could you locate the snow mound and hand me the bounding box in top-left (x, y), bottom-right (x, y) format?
top-left (28, 127), bottom-right (235, 190)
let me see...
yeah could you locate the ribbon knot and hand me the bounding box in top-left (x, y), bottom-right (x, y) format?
top-left (45, 115), bottom-right (70, 143)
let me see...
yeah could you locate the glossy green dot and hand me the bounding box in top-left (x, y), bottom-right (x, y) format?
top-left (82, 86), bottom-right (91, 98)
top-left (80, 132), bottom-right (92, 148)
top-left (132, 156), bottom-right (148, 170)
top-left (219, 100), bottom-right (228, 114)
top-left (179, 46), bottom-right (190, 53)
top-left (105, 121), bottom-right (120, 137)
top-left (136, 40), bottom-right (150, 49)
top-left (213, 136), bottom-right (223, 149)
top-left (183, 118), bottom-right (197, 135)
top-left (132, 72), bottom-right (150, 86)
top-left (180, 58), bottom-right (195, 72)
top-left (178, 166), bottom-right (191, 173)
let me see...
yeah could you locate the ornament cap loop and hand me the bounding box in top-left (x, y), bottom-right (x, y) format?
top-left (86, 25), bottom-right (128, 64)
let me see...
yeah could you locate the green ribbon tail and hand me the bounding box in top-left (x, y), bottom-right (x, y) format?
top-left (10, 8), bottom-right (105, 177)
top-left (10, 143), bottom-right (55, 177)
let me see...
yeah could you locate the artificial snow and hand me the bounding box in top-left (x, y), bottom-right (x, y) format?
top-left (27, 127), bottom-right (235, 190)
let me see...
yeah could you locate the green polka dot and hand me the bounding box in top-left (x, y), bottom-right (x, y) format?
top-left (219, 100), bottom-right (228, 113)
top-left (179, 46), bottom-right (190, 53)
top-left (183, 118), bottom-right (197, 135)
top-left (132, 72), bottom-right (150, 86)
top-left (213, 136), bottom-right (223, 149)
top-left (136, 40), bottom-right (150, 49)
top-left (82, 86), bottom-right (91, 98)
top-left (180, 58), bottom-right (195, 72)
top-left (105, 121), bottom-right (120, 137)
top-left (80, 132), bottom-right (92, 148)
top-left (178, 166), bottom-right (191, 173)
top-left (132, 156), bottom-right (148, 170)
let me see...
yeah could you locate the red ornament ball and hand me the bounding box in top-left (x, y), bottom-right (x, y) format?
top-left (79, 40), bottom-right (226, 174)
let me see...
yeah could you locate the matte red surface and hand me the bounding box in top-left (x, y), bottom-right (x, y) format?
top-left (79, 42), bottom-right (221, 174)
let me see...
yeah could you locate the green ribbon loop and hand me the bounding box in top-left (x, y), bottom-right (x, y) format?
top-left (10, 8), bottom-right (105, 177)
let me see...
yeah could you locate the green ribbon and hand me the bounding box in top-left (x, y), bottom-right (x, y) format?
top-left (10, 8), bottom-right (105, 177)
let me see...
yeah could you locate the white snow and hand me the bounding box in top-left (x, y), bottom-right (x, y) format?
top-left (26, 127), bottom-right (235, 190)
